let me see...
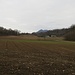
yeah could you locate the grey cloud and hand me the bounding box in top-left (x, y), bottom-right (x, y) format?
top-left (0, 0), bottom-right (75, 32)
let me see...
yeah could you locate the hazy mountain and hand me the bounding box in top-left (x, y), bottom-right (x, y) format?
top-left (37, 29), bottom-right (48, 33)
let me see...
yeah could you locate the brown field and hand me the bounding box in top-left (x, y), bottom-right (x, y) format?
top-left (0, 35), bottom-right (63, 40)
top-left (0, 36), bottom-right (75, 75)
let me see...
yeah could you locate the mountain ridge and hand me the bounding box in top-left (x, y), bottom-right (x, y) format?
top-left (36, 29), bottom-right (48, 33)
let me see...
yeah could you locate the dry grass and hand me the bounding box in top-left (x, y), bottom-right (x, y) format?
top-left (0, 35), bottom-right (64, 41)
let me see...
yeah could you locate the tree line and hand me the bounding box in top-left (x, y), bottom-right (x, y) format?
top-left (64, 25), bottom-right (75, 41)
top-left (0, 25), bottom-right (75, 41)
top-left (0, 27), bottom-right (20, 36)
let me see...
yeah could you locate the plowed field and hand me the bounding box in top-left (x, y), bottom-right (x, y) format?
top-left (0, 38), bottom-right (75, 75)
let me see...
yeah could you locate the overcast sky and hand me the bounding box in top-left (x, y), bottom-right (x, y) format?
top-left (0, 0), bottom-right (75, 32)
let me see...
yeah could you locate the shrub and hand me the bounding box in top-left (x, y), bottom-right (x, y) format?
top-left (64, 31), bottom-right (75, 41)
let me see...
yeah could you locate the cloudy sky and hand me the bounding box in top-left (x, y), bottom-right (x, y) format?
top-left (0, 0), bottom-right (75, 32)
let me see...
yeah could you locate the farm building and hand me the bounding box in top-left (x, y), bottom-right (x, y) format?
top-left (50, 35), bottom-right (56, 37)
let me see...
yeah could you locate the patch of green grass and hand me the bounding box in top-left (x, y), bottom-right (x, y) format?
top-left (1, 38), bottom-right (75, 46)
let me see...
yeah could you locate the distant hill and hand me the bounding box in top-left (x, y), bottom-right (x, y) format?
top-left (32, 24), bottom-right (75, 41)
top-left (32, 26), bottom-right (70, 37)
top-left (37, 29), bottom-right (48, 33)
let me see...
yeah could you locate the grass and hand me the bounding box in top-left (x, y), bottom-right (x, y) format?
top-left (0, 36), bottom-right (75, 75)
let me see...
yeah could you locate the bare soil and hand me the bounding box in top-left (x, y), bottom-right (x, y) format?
top-left (0, 36), bottom-right (75, 75)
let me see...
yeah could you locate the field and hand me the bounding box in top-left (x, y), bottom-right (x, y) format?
top-left (0, 36), bottom-right (75, 75)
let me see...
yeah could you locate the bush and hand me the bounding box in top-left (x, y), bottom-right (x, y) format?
top-left (64, 31), bottom-right (75, 41)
